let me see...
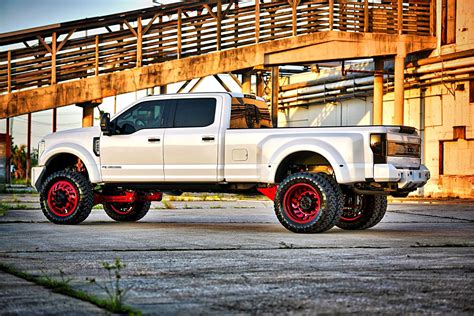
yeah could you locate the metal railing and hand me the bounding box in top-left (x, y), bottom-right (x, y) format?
top-left (0, 0), bottom-right (434, 94)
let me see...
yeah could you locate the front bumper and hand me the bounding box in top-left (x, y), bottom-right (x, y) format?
top-left (373, 164), bottom-right (430, 190)
top-left (31, 166), bottom-right (46, 192)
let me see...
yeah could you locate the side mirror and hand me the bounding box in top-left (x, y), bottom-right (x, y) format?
top-left (100, 113), bottom-right (113, 136)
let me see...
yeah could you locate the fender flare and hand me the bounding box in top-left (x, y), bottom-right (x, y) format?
top-left (41, 143), bottom-right (102, 183)
top-left (267, 139), bottom-right (351, 183)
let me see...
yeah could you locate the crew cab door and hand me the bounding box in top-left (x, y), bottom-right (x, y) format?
top-left (163, 97), bottom-right (222, 182)
top-left (100, 99), bottom-right (172, 182)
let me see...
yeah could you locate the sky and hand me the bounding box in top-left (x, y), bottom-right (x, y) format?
top-left (0, 0), bottom-right (239, 147)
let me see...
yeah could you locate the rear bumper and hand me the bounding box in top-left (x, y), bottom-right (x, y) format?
top-left (374, 164), bottom-right (430, 191)
top-left (31, 166), bottom-right (45, 192)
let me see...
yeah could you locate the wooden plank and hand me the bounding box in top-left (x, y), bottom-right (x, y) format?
top-left (364, 0), bottom-right (369, 32)
top-left (213, 74), bottom-right (231, 92)
top-left (271, 66), bottom-right (279, 127)
top-left (329, 0), bottom-right (334, 30)
top-left (430, 0), bottom-right (435, 36)
top-left (228, 72), bottom-right (242, 88)
top-left (51, 32), bottom-right (57, 84)
top-left (95, 35), bottom-right (99, 76)
top-left (137, 17), bottom-right (142, 67)
top-left (217, 0), bottom-right (222, 50)
top-left (177, 9), bottom-right (182, 59)
top-left (56, 28), bottom-right (76, 52)
top-left (398, 0), bottom-right (403, 35)
top-left (36, 36), bottom-right (52, 54)
top-left (7, 51), bottom-right (11, 93)
top-left (177, 79), bottom-right (192, 93)
top-left (123, 20), bottom-right (138, 37)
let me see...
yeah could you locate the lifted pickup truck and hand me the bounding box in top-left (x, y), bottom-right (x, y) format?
top-left (32, 92), bottom-right (429, 233)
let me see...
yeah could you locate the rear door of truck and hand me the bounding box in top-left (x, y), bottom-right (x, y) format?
top-left (163, 95), bottom-right (223, 182)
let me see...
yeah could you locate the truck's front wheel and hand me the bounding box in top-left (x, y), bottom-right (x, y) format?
top-left (40, 170), bottom-right (93, 224)
top-left (274, 172), bottom-right (342, 233)
top-left (336, 194), bottom-right (387, 230)
top-left (103, 201), bottom-right (151, 222)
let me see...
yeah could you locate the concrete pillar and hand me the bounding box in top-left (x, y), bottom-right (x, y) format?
top-left (271, 67), bottom-right (279, 128)
top-left (26, 113), bottom-right (31, 183)
top-left (256, 72), bottom-right (265, 97)
top-left (394, 54), bottom-right (405, 125)
top-left (77, 99), bottom-right (103, 128)
top-left (52, 108), bottom-right (57, 132)
top-left (373, 59), bottom-right (384, 125)
top-left (82, 107), bottom-right (94, 128)
top-left (5, 118), bottom-right (11, 183)
top-left (159, 85), bottom-right (167, 95)
top-left (242, 73), bottom-right (252, 94)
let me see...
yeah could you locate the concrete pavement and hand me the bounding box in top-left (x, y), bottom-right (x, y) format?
top-left (0, 194), bottom-right (473, 314)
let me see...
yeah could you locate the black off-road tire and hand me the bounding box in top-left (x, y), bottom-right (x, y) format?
top-left (103, 201), bottom-right (151, 222)
top-left (336, 194), bottom-right (387, 230)
top-left (40, 170), bottom-right (93, 224)
top-left (274, 172), bottom-right (342, 233)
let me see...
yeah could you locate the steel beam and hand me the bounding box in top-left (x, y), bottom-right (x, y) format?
top-left (271, 67), bottom-right (279, 128)
top-left (373, 59), bottom-right (384, 125)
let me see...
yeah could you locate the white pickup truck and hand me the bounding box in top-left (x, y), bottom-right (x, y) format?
top-left (32, 92), bottom-right (429, 233)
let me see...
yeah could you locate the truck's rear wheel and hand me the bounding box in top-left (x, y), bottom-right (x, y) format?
top-left (336, 194), bottom-right (387, 230)
top-left (274, 172), bottom-right (342, 233)
top-left (40, 170), bottom-right (93, 224)
top-left (103, 201), bottom-right (151, 222)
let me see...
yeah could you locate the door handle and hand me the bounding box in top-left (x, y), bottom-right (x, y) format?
top-left (148, 137), bottom-right (161, 142)
top-left (202, 136), bottom-right (215, 142)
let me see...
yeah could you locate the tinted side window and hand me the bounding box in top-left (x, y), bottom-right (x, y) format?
top-left (114, 100), bottom-right (167, 135)
top-left (173, 98), bottom-right (216, 128)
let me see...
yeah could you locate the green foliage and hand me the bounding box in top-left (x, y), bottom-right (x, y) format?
top-left (0, 263), bottom-right (140, 315)
top-left (162, 200), bottom-right (175, 209)
top-left (10, 141), bottom-right (38, 182)
top-left (0, 203), bottom-right (8, 216)
top-left (87, 258), bottom-right (133, 313)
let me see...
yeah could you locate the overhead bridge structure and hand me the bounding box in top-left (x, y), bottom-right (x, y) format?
top-left (1, 0), bottom-right (435, 123)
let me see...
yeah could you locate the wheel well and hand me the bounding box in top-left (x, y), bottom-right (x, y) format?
top-left (44, 153), bottom-right (89, 180)
top-left (274, 151), bottom-right (333, 183)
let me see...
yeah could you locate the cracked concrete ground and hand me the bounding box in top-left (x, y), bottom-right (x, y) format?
top-left (0, 194), bottom-right (473, 315)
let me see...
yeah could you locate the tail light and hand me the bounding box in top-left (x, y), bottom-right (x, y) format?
top-left (370, 133), bottom-right (387, 163)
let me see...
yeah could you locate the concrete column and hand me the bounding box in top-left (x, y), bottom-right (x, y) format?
top-left (26, 113), bottom-right (31, 183)
top-left (271, 67), bottom-right (279, 128)
top-left (159, 85), bottom-right (167, 95)
top-left (52, 108), bottom-right (57, 132)
top-left (5, 118), bottom-right (11, 183)
top-left (82, 107), bottom-right (94, 128)
top-left (77, 100), bottom-right (102, 128)
top-left (242, 73), bottom-right (252, 94)
top-left (256, 72), bottom-right (265, 97)
top-left (394, 54), bottom-right (405, 125)
top-left (373, 59), bottom-right (384, 125)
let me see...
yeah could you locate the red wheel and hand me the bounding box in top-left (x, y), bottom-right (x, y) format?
top-left (274, 172), bottom-right (342, 233)
top-left (340, 194), bottom-right (364, 222)
top-left (107, 203), bottom-right (134, 215)
top-left (336, 194), bottom-right (387, 230)
top-left (47, 180), bottom-right (79, 217)
top-left (283, 183), bottom-right (321, 224)
top-left (103, 197), bottom-right (151, 222)
top-left (40, 170), bottom-right (93, 224)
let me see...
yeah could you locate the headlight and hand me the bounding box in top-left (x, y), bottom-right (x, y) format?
top-left (93, 137), bottom-right (100, 156)
top-left (38, 140), bottom-right (45, 158)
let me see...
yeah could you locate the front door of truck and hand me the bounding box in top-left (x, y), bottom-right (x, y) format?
top-left (100, 99), bottom-right (172, 182)
top-left (163, 97), bottom-right (222, 182)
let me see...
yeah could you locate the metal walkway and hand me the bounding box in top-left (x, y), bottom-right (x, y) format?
top-left (0, 0), bottom-right (435, 118)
